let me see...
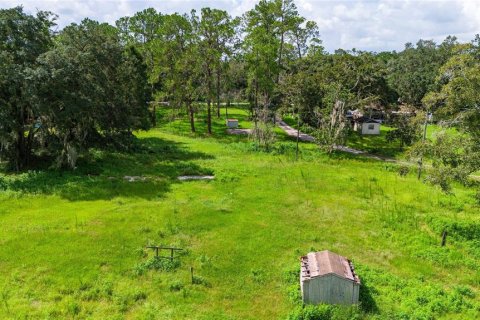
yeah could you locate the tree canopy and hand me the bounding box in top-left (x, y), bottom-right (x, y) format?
top-left (1, 2), bottom-right (479, 180)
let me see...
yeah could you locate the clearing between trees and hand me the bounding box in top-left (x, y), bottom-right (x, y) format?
top-left (0, 108), bottom-right (479, 319)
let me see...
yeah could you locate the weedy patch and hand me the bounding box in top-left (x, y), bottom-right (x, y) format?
top-left (114, 289), bottom-right (147, 313)
top-left (134, 257), bottom-right (181, 276)
top-left (169, 280), bottom-right (184, 292)
top-left (250, 268), bottom-right (267, 284)
top-left (398, 165), bottom-right (410, 177)
top-left (192, 275), bottom-right (211, 288)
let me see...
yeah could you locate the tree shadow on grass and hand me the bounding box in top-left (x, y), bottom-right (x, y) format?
top-left (346, 130), bottom-right (405, 159)
top-left (359, 276), bottom-right (379, 314)
top-left (0, 137), bottom-right (214, 201)
top-left (161, 110), bottom-right (254, 144)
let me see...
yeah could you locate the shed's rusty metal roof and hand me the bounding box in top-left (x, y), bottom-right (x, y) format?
top-left (301, 250), bottom-right (360, 284)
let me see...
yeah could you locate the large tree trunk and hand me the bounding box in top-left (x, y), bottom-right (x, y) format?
top-left (276, 2), bottom-right (286, 85)
top-left (277, 31), bottom-right (284, 85)
top-left (152, 103), bottom-right (156, 127)
top-left (15, 129), bottom-right (25, 171)
top-left (151, 83), bottom-right (156, 127)
top-left (189, 101), bottom-right (195, 133)
top-left (207, 100), bottom-right (212, 134)
top-left (226, 98), bottom-right (230, 119)
top-left (206, 67), bottom-right (213, 134)
top-left (254, 77), bottom-right (259, 130)
top-left (14, 103), bottom-right (29, 171)
top-left (216, 68), bottom-right (221, 118)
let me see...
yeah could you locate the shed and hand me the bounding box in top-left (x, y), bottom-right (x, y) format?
top-left (300, 250), bottom-right (360, 305)
top-left (353, 117), bottom-right (381, 135)
top-left (226, 119), bottom-right (239, 128)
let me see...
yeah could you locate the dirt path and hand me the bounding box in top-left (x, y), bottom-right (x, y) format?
top-left (277, 119), bottom-right (315, 142)
top-left (276, 118), bottom-right (408, 163)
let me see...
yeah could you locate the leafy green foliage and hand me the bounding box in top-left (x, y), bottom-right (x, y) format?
top-left (0, 12), bottom-right (151, 170)
top-left (426, 41), bottom-right (480, 143)
top-left (0, 7), bottom-right (55, 170)
top-left (30, 20), bottom-right (151, 168)
top-left (386, 113), bottom-right (423, 147)
top-left (388, 37), bottom-right (457, 107)
top-left (410, 131), bottom-right (480, 192)
top-left (134, 257), bottom-right (181, 276)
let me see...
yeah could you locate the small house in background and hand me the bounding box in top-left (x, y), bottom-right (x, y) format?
top-left (300, 250), bottom-right (360, 305)
top-left (353, 117), bottom-right (381, 135)
top-left (226, 119), bottom-right (239, 128)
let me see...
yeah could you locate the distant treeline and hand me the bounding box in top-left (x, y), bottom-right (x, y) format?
top-left (1, 1), bottom-right (479, 174)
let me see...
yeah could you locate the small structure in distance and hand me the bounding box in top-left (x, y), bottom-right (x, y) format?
top-left (226, 119), bottom-right (239, 128)
top-left (300, 250), bottom-right (360, 305)
top-left (178, 175), bottom-right (215, 181)
top-left (353, 117), bottom-right (381, 135)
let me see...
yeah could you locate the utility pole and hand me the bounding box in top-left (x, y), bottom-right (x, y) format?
top-left (417, 111), bottom-right (429, 180)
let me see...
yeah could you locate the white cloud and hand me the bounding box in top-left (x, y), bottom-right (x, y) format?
top-left (1, 0), bottom-right (478, 52)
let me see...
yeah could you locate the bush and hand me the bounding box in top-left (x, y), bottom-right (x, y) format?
top-left (134, 257), bottom-right (180, 276)
top-left (0, 176), bottom-right (6, 191)
top-left (250, 120), bottom-right (276, 152)
top-left (284, 268), bottom-right (301, 303)
top-left (169, 280), bottom-right (184, 292)
top-left (287, 304), bottom-right (362, 320)
top-left (398, 165), bottom-right (410, 177)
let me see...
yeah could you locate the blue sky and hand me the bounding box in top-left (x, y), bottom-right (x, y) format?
top-left (2, 0), bottom-right (479, 52)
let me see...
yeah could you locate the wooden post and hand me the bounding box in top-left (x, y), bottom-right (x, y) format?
top-left (441, 230), bottom-right (447, 247)
top-left (146, 246), bottom-right (183, 260)
top-left (190, 267), bottom-right (194, 284)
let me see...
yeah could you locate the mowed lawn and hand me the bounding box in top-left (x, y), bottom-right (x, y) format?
top-left (0, 108), bottom-right (479, 319)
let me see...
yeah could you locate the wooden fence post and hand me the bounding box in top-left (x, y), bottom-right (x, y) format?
top-left (441, 230), bottom-right (447, 247)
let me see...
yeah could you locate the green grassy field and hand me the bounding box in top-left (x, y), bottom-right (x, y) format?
top-left (0, 107), bottom-right (479, 319)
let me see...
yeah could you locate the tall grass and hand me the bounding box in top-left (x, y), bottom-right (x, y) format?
top-left (0, 108), bottom-right (478, 319)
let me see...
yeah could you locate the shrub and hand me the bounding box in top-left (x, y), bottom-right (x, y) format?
top-left (286, 304), bottom-right (333, 320)
top-left (398, 165), bottom-right (410, 177)
top-left (250, 121), bottom-right (276, 152)
top-left (283, 268), bottom-right (301, 303)
top-left (169, 281), bottom-right (184, 292)
top-left (134, 257), bottom-right (180, 276)
top-left (0, 176), bottom-right (6, 190)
